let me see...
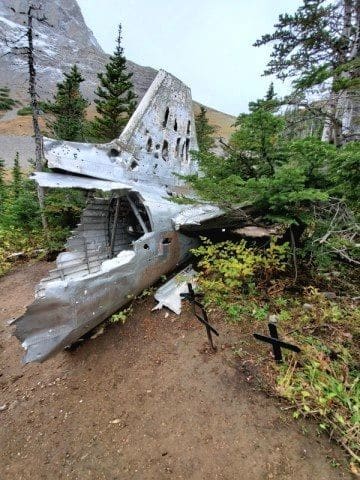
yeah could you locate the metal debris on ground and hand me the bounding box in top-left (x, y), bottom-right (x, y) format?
top-left (153, 265), bottom-right (196, 315)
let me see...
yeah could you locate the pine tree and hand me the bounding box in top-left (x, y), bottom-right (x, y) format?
top-left (195, 106), bottom-right (216, 152)
top-left (45, 65), bottom-right (89, 141)
top-left (0, 86), bottom-right (16, 112)
top-left (254, 0), bottom-right (360, 145)
top-left (265, 82), bottom-right (275, 101)
top-left (231, 86), bottom-right (284, 178)
top-left (12, 152), bottom-right (22, 199)
top-left (0, 158), bottom-right (7, 212)
top-left (92, 24), bottom-right (137, 141)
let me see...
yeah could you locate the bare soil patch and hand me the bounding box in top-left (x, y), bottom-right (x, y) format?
top-left (0, 262), bottom-right (353, 479)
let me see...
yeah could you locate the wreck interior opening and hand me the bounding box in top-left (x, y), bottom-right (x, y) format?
top-left (107, 192), bottom-right (153, 258)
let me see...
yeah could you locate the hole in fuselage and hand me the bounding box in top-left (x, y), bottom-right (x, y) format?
top-left (162, 238), bottom-right (172, 245)
top-left (110, 148), bottom-right (120, 157)
top-left (162, 140), bottom-right (169, 161)
top-left (163, 107), bottom-right (169, 128)
top-left (146, 137), bottom-right (152, 152)
top-left (185, 138), bottom-right (190, 162)
top-left (130, 160), bottom-right (138, 170)
top-left (175, 137), bottom-right (181, 157)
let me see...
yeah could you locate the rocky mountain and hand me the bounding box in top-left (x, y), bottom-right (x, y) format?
top-left (0, 0), bottom-right (234, 150)
top-left (0, 0), bottom-right (157, 102)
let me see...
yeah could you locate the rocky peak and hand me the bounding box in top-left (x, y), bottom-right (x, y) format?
top-left (0, 0), bottom-right (102, 51)
top-left (0, 0), bottom-right (157, 102)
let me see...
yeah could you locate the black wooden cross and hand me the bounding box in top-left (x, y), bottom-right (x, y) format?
top-left (253, 321), bottom-right (300, 363)
top-left (181, 283), bottom-right (219, 350)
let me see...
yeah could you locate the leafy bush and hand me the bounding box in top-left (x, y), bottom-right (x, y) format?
top-left (17, 105), bottom-right (33, 116)
top-left (192, 238), bottom-right (289, 301)
top-left (0, 86), bottom-right (16, 111)
top-left (188, 86), bottom-right (359, 275)
top-left (0, 156), bottom-right (86, 275)
top-left (0, 226), bottom-right (43, 276)
top-left (193, 238), bottom-right (360, 462)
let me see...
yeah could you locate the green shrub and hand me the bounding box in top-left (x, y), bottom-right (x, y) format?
top-left (192, 238), bottom-right (289, 301)
top-left (0, 86), bottom-right (16, 111)
top-left (17, 105), bottom-right (33, 116)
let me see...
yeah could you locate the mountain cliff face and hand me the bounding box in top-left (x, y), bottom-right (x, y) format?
top-left (0, 0), bottom-right (157, 102)
top-left (0, 0), bottom-right (234, 144)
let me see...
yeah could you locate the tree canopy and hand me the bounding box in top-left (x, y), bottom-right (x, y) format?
top-left (45, 65), bottom-right (89, 141)
top-left (254, 0), bottom-right (360, 145)
top-left (195, 106), bottom-right (217, 153)
top-left (92, 25), bottom-right (137, 141)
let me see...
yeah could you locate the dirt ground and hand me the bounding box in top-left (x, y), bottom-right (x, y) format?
top-left (0, 261), bottom-right (354, 479)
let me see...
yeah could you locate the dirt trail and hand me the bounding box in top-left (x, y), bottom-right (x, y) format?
top-left (0, 262), bottom-right (352, 479)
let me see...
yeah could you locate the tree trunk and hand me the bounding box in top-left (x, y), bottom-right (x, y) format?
top-left (26, 5), bottom-right (47, 230)
top-left (322, 0), bottom-right (359, 145)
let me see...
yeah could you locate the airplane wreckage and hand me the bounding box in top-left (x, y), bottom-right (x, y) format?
top-left (14, 70), bottom-right (250, 363)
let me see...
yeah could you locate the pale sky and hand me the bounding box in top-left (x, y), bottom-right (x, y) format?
top-left (77, 0), bottom-right (302, 116)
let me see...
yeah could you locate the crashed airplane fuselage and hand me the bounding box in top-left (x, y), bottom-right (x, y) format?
top-left (14, 70), bottom-right (223, 363)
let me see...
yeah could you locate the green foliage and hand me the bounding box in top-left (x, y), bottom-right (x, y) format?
top-left (91, 25), bottom-right (136, 142)
top-left (109, 305), bottom-right (133, 325)
top-left (329, 142), bottom-right (360, 207)
top-left (6, 179), bottom-right (41, 231)
top-left (17, 105), bottom-right (33, 116)
top-left (0, 155), bottom-right (86, 275)
top-left (0, 226), bottom-right (43, 276)
top-left (231, 86), bottom-right (284, 177)
top-left (44, 65), bottom-right (89, 141)
top-left (195, 106), bottom-right (216, 153)
top-left (193, 236), bottom-right (359, 462)
top-left (190, 138), bottom-right (331, 223)
top-left (17, 102), bottom-right (48, 116)
top-left (189, 79), bottom-right (358, 270)
top-left (254, 1), bottom-right (359, 145)
top-left (0, 86), bottom-right (16, 111)
top-left (44, 188), bottom-right (86, 229)
top-left (11, 152), bottom-right (22, 199)
top-left (254, 1), bottom-right (354, 84)
top-left (275, 288), bottom-right (360, 461)
top-left (0, 158), bottom-right (6, 212)
top-left (192, 238), bottom-right (289, 300)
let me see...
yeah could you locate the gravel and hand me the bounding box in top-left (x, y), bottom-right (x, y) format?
top-left (0, 135), bottom-right (36, 168)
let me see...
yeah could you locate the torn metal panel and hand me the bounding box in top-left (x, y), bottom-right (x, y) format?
top-left (172, 204), bottom-right (224, 230)
top-left (15, 184), bottom-right (200, 362)
top-left (15, 227), bottom-right (199, 363)
top-left (153, 265), bottom-right (196, 315)
top-left (31, 171), bottom-right (132, 192)
top-left (14, 69), bottom-right (228, 363)
top-left (45, 70), bottom-right (198, 187)
top-left (174, 205), bottom-right (252, 232)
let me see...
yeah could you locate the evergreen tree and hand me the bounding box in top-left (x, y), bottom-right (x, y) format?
top-left (0, 158), bottom-right (6, 212)
top-left (231, 87), bottom-right (284, 177)
top-left (0, 86), bottom-right (16, 112)
top-left (45, 65), bottom-right (89, 141)
top-left (265, 82), bottom-right (275, 102)
top-left (195, 106), bottom-right (216, 152)
top-left (254, 0), bottom-right (360, 145)
top-left (92, 25), bottom-right (137, 141)
top-left (12, 152), bottom-right (22, 199)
